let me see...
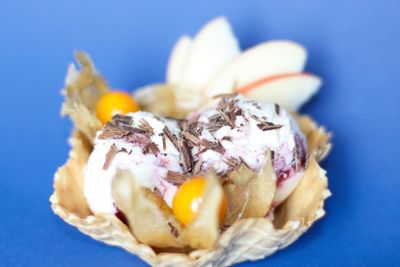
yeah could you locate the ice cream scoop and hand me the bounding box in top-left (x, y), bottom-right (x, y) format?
top-left (84, 112), bottom-right (183, 214)
top-left (185, 95), bottom-right (307, 204)
top-left (84, 95), bottom-right (307, 215)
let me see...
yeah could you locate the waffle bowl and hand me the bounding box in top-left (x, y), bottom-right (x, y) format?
top-left (50, 52), bottom-right (331, 266)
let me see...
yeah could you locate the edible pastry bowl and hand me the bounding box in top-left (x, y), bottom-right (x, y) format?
top-left (50, 52), bottom-right (331, 266)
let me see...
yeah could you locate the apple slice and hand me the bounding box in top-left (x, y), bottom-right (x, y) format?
top-left (179, 17), bottom-right (240, 90)
top-left (203, 41), bottom-right (307, 99)
top-left (237, 73), bottom-right (322, 111)
top-left (166, 35), bottom-right (192, 84)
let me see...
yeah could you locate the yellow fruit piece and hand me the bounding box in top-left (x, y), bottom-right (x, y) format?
top-left (96, 91), bottom-right (140, 124)
top-left (172, 176), bottom-right (227, 226)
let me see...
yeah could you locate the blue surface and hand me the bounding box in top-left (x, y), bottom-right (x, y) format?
top-left (1, 1), bottom-right (399, 266)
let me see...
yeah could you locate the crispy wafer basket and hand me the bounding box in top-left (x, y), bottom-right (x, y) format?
top-left (50, 53), bottom-right (331, 266)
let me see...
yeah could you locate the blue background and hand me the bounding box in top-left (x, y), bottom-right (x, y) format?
top-left (1, 1), bottom-right (399, 266)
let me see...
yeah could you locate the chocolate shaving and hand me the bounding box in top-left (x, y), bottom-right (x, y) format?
top-left (239, 156), bottom-right (251, 169)
top-left (103, 144), bottom-right (118, 170)
top-left (139, 118), bottom-right (154, 136)
top-left (167, 222), bottom-right (179, 238)
top-left (162, 135), bottom-right (166, 151)
top-left (250, 114), bottom-right (282, 131)
top-left (219, 110), bottom-right (235, 128)
top-left (193, 160), bottom-right (203, 174)
top-left (163, 127), bottom-right (179, 150)
top-left (216, 98), bottom-right (230, 110)
top-left (256, 123), bottom-right (283, 131)
top-left (182, 131), bottom-right (201, 145)
top-left (188, 121), bottom-right (202, 136)
top-left (228, 107), bottom-right (237, 125)
top-left (143, 142), bottom-right (160, 154)
top-left (224, 157), bottom-right (240, 168)
top-left (201, 139), bottom-right (225, 154)
top-left (222, 136), bottom-right (232, 142)
top-left (179, 139), bottom-right (193, 173)
top-left (274, 104), bottom-right (281, 115)
top-left (120, 124), bottom-right (147, 135)
top-left (195, 147), bottom-right (209, 156)
top-left (117, 147), bottom-right (132, 155)
top-left (166, 171), bottom-right (187, 185)
top-left (98, 122), bottom-right (130, 139)
top-left (112, 114), bottom-right (132, 125)
top-left (252, 102), bottom-right (261, 109)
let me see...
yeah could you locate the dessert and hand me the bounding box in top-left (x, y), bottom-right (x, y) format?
top-left (51, 17), bottom-right (332, 267)
top-left (84, 95), bottom-right (306, 216)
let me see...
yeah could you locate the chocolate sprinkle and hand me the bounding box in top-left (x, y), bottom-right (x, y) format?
top-left (120, 124), bottom-right (147, 135)
top-left (162, 135), bottom-right (167, 151)
top-left (167, 222), bottom-right (179, 238)
top-left (219, 110), bottom-right (235, 128)
top-left (274, 104), bottom-right (281, 115)
top-left (250, 114), bottom-right (282, 131)
top-left (182, 131), bottom-right (201, 145)
top-left (139, 118), bottom-right (154, 136)
top-left (222, 136), bottom-right (232, 142)
top-left (163, 126), bottom-right (179, 150)
top-left (179, 139), bottom-right (193, 173)
top-left (113, 114), bottom-right (133, 124)
top-left (239, 156), bottom-right (251, 169)
top-left (193, 160), bottom-right (203, 174)
top-left (224, 157), bottom-right (240, 168)
top-left (256, 123), bottom-right (283, 131)
top-left (103, 144), bottom-right (118, 170)
top-left (98, 122), bottom-right (130, 139)
top-left (201, 139), bottom-right (225, 154)
top-left (143, 142), bottom-right (160, 154)
top-left (166, 171), bottom-right (187, 185)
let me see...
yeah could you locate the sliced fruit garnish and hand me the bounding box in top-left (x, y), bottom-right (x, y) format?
top-left (166, 35), bottom-right (192, 84)
top-left (238, 73), bottom-right (322, 111)
top-left (203, 41), bottom-right (307, 99)
top-left (179, 17), bottom-right (240, 90)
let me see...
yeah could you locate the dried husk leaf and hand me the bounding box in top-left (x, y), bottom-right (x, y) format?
top-left (223, 183), bottom-right (250, 226)
top-left (61, 51), bottom-right (109, 142)
top-left (133, 84), bottom-right (179, 118)
top-left (53, 130), bottom-right (92, 216)
top-left (179, 171), bottom-right (224, 249)
top-left (274, 157), bottom-right (330, 228)
top-left (224, 151), bottom-right (276, 226)
top-left (294, 114), bottom-right (332, 162)
top-left (133, 84), bottom-right (201, 119)
top-left (51, 122), bottom-right (330, 266)
top-left (112, 169), bottom-right (183, 248)
top-left (243, 151), bottom-right (276, 218)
